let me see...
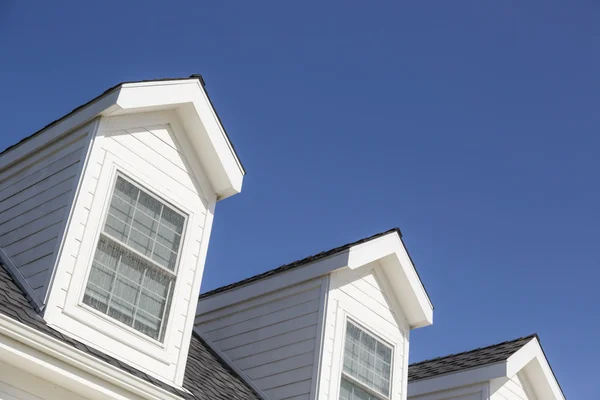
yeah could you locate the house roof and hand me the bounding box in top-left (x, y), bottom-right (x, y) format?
top-left (0, 75), bottom-right (246, 175)
top-left (0, 260), bottom-right (260, 400)
top-left (199, 227), bottom-right (431, 303)
top-left (407, 335), bottom-right (537, 382)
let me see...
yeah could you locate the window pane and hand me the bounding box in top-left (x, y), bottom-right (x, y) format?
top-left (85, 176), bottom-right (185, 342)
top-left (340, 379), bottom-right (379, 400)
top-left (161, 207), bottom-right (184, 234)
top-left (103, 176), bottom-right (185, 271)
top-left (83, 236), bottom-right (175, 341)
top-left (343, 322), bottom-right (392, 397)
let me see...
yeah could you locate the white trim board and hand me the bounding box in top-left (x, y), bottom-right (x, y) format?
top-left (197, 231), bottom-right (433, 329)
top-left (407, 337), bottom-right (565, 400)
top-left (0, 313), bottom-right (184, 400)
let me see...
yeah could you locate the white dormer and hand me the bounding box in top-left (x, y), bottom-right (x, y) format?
top-left (0, 77), bottom-right (244, 388)
top-left (195, 229), bottom-right (433, 400)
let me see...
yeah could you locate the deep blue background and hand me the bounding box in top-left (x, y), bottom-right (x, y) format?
top-left (1, 2), bottom-right (597, 398)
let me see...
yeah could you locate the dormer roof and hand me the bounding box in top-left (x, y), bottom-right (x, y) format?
top-left (408, 335), bottom-right (566, 400)
top-left (0, 258), bottom-right (260, 400)
top-left (198, 228), bottom-right (434, 329)
top-left (0, 75), bottom-right (244, 200)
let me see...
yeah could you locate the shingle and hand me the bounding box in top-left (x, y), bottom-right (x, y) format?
top-left (199, 227), bottom-right (428, 301)
top-left (407, 335), bottom-right (536, 382)
top-left (0, 260), bottom-right (259, 400)
top-left (0, 75), bottom-right (246, 175)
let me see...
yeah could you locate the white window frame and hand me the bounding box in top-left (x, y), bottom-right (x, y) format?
top-left (79, 171), bottom-right (188, 344)
top-left (339, 317), bottom-right (395, 400)
top-left (61, 154), bottom-right (198, 364)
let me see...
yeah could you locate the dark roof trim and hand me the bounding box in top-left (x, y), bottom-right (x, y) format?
top-left (0, 246), bottom-right (44, 312)
top-left (0, 76), bottom-right (245, 175)
top-left (199, 227), bottom-right (432, 306)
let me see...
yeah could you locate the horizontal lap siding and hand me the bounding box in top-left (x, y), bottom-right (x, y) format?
top-left (73, 124), bottom-right (205, 335)
top-left (47, 120), bottom-right (209, 383)
top-left (321, 266), bottom-right (407, 400)
top-left (196, 278), bottom-right (325, 400)
top-left (0, 127), bottom-right (90, 298)
top-left (409, 385), bottom-right (486, 400)
top-left (492, 374), bottom-right (537, 400)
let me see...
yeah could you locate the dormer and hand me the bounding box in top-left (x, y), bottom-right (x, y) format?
top-left (195, 228), bottom-right (433, 400)
top-left (0, 76), bottom-right (244, 388)
top-left (407, 335), bottom-right (565, 400)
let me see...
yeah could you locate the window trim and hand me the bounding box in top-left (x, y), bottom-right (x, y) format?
top-left (79, 171), bottom-right (188, 345)
top-left (339, 316), bottom-right (395, 400)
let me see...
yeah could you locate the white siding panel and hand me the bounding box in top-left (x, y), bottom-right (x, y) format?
top-left (235, 338), bottom-right (316, 370)
top-left (408, 383), bottom-right (486, 400)
top-left (491, 374), bottom-right (537, 400)
top-left (265, 380), bottom-right (313, 400)
top-left (321, 266), bottom-right (407, 400)
top-left (196, 278), bottom-right (325, 400)
top-left (245, 352), bottom-right (315, 380)
top-left (254, 365), bottom-right (313, 390)
top-left (0, 126), bottom-right (89, 299)
top-left (43, 118), bottom-right (211, 386)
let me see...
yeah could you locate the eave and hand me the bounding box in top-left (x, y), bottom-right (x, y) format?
top-left (0, 76), bottom-right (244, 200)
top-left (407, 336), bottom-right (565, 400)
top-left (197, 229), bottom-right (434, 329)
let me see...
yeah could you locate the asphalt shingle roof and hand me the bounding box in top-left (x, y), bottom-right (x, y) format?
top-left (407, 335), bottom-right (537, 382)
top-left (0, 260), bottom-right (259, 400)
top-left (199, 227), bottom-right (428, 301)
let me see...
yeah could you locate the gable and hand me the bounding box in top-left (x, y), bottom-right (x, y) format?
top-left (490, 373), bottom-right (537, 400)
top-left (41, 109), bottom-right (215, 387)
top-left (318, 263), bottom-right (410, 400)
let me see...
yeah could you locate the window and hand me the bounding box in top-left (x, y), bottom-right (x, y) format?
top-left (82, 175), bottom-right (186, 342)
top-left (340, 321), bottom-right (393, 400)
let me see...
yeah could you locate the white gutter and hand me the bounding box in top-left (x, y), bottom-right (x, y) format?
top-left (0, 313), bottom-right (184, 400)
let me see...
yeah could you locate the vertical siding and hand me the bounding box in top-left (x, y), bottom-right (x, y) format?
top-left (320, 265), bottom-right (407, 400)
top-left (491, 374), bottom-right (537, 400)
top-left (195, 278), bottom-right (325, 400)
top-left (0, 126), bottom-right (91, 299)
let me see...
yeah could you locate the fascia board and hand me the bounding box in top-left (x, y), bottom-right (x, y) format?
top-left (115, 81), bottom-right (244, 199)
top-left (349, 233), bottom-right (433, 328)
top-left (0, 90), bottom-right (120, 171)
top-left (407, 362), bottom-right (507, 398)
top-left (506, 339), bottom-right (565, 400)
top-left (197, 232), bottom-right (433, 330)
top-left (0, 314), bottom-right (184, 400)
top-left (197, 251), bottom-right (350, 315)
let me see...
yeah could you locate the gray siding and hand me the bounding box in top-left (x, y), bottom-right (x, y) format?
top-left (0, 125), bottom-right (91, 299)
top-left (195, 278), bottom-right (326, 400)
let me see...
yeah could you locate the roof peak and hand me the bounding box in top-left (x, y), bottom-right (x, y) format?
top-left (198, 227), bottom-right (402, 299)
top-left (409, 334), bottom-right (537, 368)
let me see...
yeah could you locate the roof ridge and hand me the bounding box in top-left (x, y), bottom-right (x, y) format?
top-left (0, 76), bottom-right (204, 157)
top-left (409, 334), bottom-right (538, 367)
top-left (198, 227), bottom-right (402, 299)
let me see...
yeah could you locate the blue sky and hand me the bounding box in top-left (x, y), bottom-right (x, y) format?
top-left (0, 1), bottom-right (597, 398)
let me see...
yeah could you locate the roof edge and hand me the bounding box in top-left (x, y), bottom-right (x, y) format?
top-left (0, 248), bottom-right (44, 312)
top-left (198, 228), bottom-right (402, 299)
top-left (409, 334), bottom-right (538, 368)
